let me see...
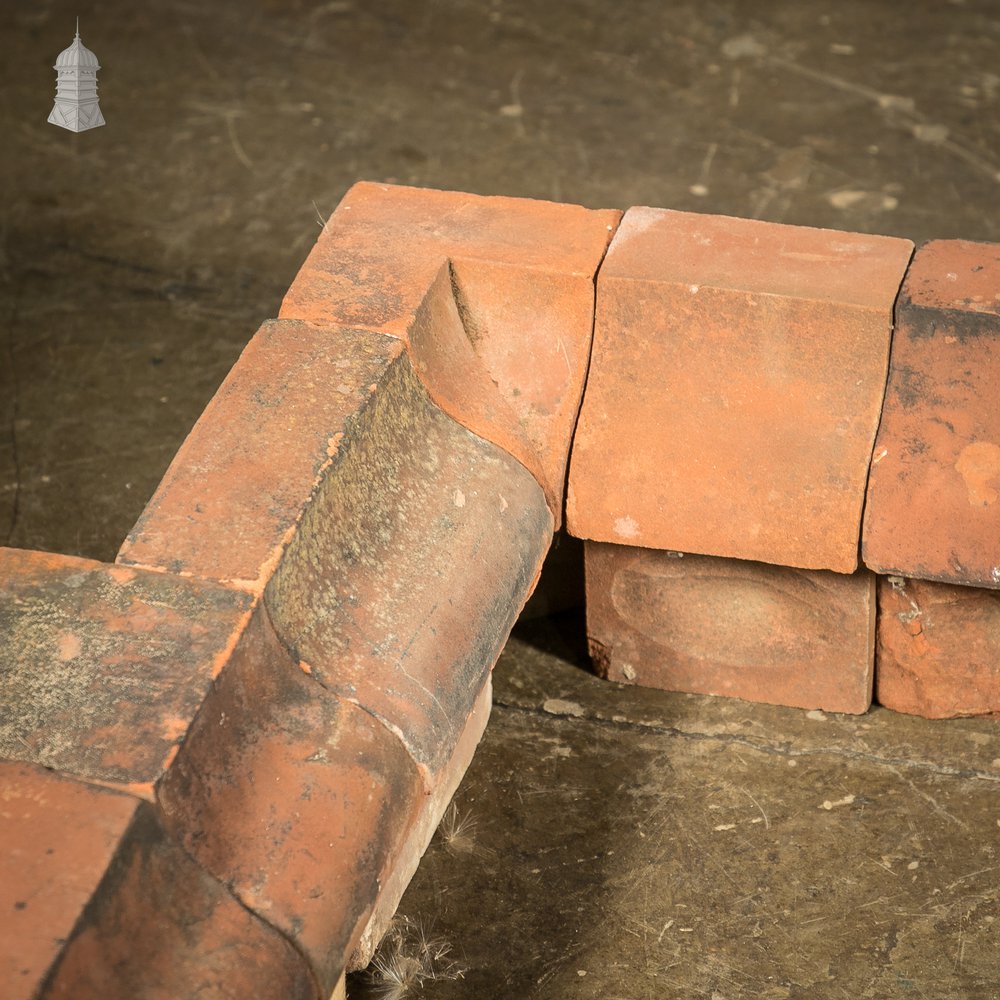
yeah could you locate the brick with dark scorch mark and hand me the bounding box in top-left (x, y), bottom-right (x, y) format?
top-left (863, 239), bottom-right (1000, 589)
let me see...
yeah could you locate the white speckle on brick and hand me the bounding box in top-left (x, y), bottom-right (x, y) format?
top-left (613, 515), bottom-right (640, 539)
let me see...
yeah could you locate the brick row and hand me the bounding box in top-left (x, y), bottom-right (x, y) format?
top-left (568, 214), bottom-right (1000, 719)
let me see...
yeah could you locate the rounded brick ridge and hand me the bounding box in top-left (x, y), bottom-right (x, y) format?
top-left (156, 602), bottom-right (426, 996)
top-left (261, 346), bottom-right (553, 776)
top-left (278, 181), bottom-right (620, 520)
top-left (862, 238), bottom-right (1000, 589)
top-left (2, 761), bottom-right (317, 1000)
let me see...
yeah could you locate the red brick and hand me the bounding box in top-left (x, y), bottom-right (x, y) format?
top-left (118, 319), bottom-right (405, 588)
top-left (876, 576), bottom-right (1000, 718)
top-left (279, 181), bottom-right (620, 514)
top-left (2, 762), bottom-right (315, 1000)
top-left (261, 347), bottom-right (551, 774)
top-left (0, 547), bottom-right (252, 796)
top-left (118, 320), bottom-right (553, 776)
top-left (568, 208), bottom-right (912, 572)
top-left (863, 239), bottom-right (1000, 588)
top-left (585, 542), bottom-right (876, 713)
top-left (350, 675), bottom-right (493, 970)
top-left (158, 604), bottom-right (423, 995)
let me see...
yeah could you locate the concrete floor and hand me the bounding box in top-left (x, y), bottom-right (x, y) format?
top-left (2, 1), bottom-right (999, 996)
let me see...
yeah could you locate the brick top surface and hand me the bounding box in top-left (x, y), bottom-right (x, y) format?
top-left (119, 320), bottom-right (404, 587)
top-left (280, 182), bottom-right (619, 336)
top-left (604, 207), bottom-right (912, 309)
top-left (327, 181), bottom-right (620, 276)
top-left (900, 238), bottom-right (1000, 315)
top-left (0, 547), bottom-right (252, 790)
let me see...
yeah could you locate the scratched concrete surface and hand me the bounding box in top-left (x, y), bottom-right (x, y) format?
top-left (1, 2), bottom-right (998, 998)
top-left (364, 617), bottom-right (999, 998)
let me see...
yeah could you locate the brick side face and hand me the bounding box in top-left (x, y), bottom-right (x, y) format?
top-left (863, 239), bottom-right (1000, 588)
top-left (568, 207), bottom-right (912, 572)
top-left (585, 542), bottom-right (876, 714)
top-left (876, 576), bottom-right (1000, 718)
top-left (2, 762), bottom-right (315, 1000)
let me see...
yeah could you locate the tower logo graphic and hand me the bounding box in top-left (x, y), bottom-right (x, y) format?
top-left (48, 19), bottom-right (105, 132)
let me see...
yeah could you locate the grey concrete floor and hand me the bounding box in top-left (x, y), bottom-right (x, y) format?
top-left (1, 1), bottom-right (998, 997)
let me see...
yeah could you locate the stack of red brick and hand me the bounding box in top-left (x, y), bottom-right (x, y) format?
top-left (568, 210), bottom-right (1000, 720)
top-left (2, 184), bottom-right (998, 999)
top-left (1, 184), bottom-right (618, 999)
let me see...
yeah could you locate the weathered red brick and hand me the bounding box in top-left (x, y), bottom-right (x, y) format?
top-left (350, 676), bottom-right (493, 971)
top-left (118, 319), bottom-right (405, 589)
top-left (0, 547), bottom-right (252, 797)
top-left (863, 239), bottom-right (1000, 588)
top-left (260, 344), bottom-right (551, 775)
top-left (568, 208), bottom-right (912, 572)
top-left (585, 542), bottom-right (876, 713)
top-left (158, 603), bottom-right (423, 996)
top-left (2, 761), bottom-right (315, 1000)
top-left (118, 320), bottom-right (553, 777)
top-left (279, 181), bottom-right (620, 514)
top-left (876, 576), bottom-right (1000, 718)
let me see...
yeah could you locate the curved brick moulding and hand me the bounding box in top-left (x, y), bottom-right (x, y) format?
top-left (279, 181), bottom-right (622, 521)
top-left (3, 185), bottom-right (1000, 999)
top-left (1, 183), bottom-right (614, 999)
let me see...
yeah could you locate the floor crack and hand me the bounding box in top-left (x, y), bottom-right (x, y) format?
top-left (493, 697), bottom-right (1000, 784)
